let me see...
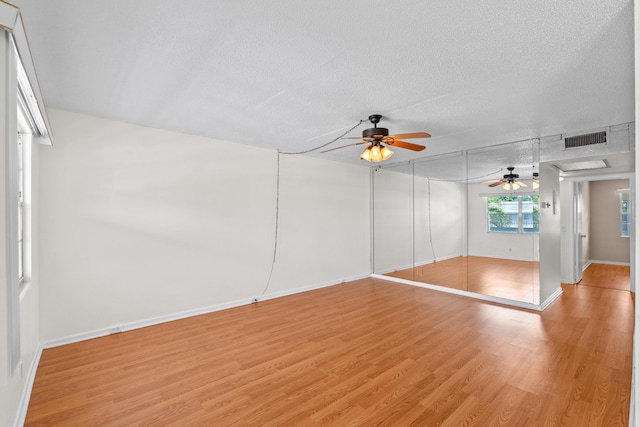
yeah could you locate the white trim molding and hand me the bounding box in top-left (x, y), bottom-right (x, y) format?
top-left (0, 1), bottom-right (52, 145)
top-left (589, 259), bottom-right (631, 267)
top-left (13, 347), bottom-right (42, 427)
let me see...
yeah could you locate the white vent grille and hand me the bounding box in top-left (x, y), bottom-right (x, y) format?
top-left (564, 131), bottom-right (607, 149)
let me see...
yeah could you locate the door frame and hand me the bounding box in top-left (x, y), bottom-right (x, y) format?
top-left (564, 172), bottom-right (635, 292)
top-left (574, 181), bottom-right (584, 284)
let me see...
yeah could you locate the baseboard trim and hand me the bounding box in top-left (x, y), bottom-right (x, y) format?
top-left (467, 253), bottom-right (539, 263)
top-left (14, 346), bottom-right (43, 427)
top-left (42, 274), bottom-right (371, 349)
top-left (253, 273), bottom-right (371, 302)
top-left (589, 259), bottom-right (631, 267)
top-left (372, 274), bottom-right (561, 312)
top-left (539, 288), bottom-right (563, 310)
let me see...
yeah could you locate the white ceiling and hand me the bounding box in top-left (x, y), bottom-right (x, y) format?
top-left (14, 0), bottom-right (635, 166)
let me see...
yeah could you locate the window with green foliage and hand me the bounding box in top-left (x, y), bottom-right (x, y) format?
top-left (487, 195), bottom-right (539, 233)
top-left (620, 190), bottom-right (630, 238)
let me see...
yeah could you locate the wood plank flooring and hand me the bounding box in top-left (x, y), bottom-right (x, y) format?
top-left (579, 263), bottom-right (630, 291)
top-left (26, 276), bottom-right (633, 426)
top-left (385, 256), bottom-right (540, 304)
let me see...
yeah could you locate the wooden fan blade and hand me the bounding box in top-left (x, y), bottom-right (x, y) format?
top-left (344, 136), bottom-right (375, 143)
top-left (515, 181), bottom-right (528, 188)
top-left (488, 180), bottom-right (505, 187)
top-left (387, 140), bottom-right (425, 151)
top-left (320, 141), bottom-right (368, 153)
top-left (481, 180), bottom-right (500, 184)
top-left (388, 132), bottom-right (431, 139)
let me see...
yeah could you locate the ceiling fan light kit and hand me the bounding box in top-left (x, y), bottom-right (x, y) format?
top-left (321, 114), bottom-right (430, 162)
top-left (360, 143), bottom-right (394, 162)
top-left (502, 181), bottom-right (521, 191)
top-left (485, 166), bottom-right (531, 192)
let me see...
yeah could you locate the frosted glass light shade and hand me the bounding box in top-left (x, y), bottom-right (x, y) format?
top-left (360, 144), bottom-right (394, 162)
top-left (503, 182), bottom-right (520, 191)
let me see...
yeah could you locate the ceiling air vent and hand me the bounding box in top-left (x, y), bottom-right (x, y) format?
top-left (564, 131), bottom-right (606, 150)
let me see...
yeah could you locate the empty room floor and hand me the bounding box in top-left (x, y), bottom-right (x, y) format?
top-left (579, 262), bottom-right (630, 291)
top-left (385, 256), bottom-right (540, 304)
top-left (26, 276), bottom-right (633, 425)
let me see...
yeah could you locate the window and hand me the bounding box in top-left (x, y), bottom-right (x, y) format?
top-left (487, 195), bottom-right (539, 233)
top-left (17, 132), bottom-right (24, 284)
top-left (619, 190), bottom-right (630, 238)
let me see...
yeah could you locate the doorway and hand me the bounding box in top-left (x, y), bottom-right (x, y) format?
top-left (568, 176), bottom-right (634, 292)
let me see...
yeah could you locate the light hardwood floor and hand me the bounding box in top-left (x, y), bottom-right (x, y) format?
top-left (26, 274), bottom-right (633, 426)
top-left (385, 256), bottom-right (540, 304)
top-left (579, 262), bottom-right (630, 291)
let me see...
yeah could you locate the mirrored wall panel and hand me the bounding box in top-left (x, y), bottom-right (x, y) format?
top-left (372, 162), bottom-right (414, 279)
top-left (465, 140), bottom-right (539, 304)
top-left (377, 153), bottom-right (468, 290)
top-left (373, 139), bottom-right (541, 305)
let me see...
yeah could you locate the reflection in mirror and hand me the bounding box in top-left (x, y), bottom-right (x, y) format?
top-left (372, 162), bottom-right (414, 280)
top-left (383, 153), bottom-right (468, 291)
top-left (465, 140), bottom-right (539, 304)
top-left (372, 139), bottom-right (541, 305)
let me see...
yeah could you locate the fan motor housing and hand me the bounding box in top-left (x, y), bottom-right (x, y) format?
top-left (363, 127), bottom-right (389, 139)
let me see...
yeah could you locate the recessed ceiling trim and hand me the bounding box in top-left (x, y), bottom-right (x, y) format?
top-left (554, 159), bottom-right (609, 172)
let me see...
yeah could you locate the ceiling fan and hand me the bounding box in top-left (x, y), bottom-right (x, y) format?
top-left (322, 114), bottom-right (430, 162)
top-left (485, 166), bottom-right (528, 191)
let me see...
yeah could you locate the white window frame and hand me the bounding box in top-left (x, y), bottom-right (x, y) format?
top-left (17, 109), bottom-right (32, 290)
top-left (487, 194), bottom-right (540, 234)
top-left (619, 189), bottom-right (630, 238)
top-left (5, 21), bottom-right (51, 378)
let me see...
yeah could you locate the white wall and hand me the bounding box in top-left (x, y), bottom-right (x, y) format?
top-left (372, 167), bottom-right (413, 273)
top-left (38, 109), bottom-right (371, 344)
top-left (559, 179), bottom-right (573, 283)
top-left (267, 153), bottom-right (371, 291)
top-left (467, 183), bottom-right (539, 261)
top-left (372, 169), bottom-right (465, 274)
top-left (538, 163), bottom-right (561, 303)
top-left (414, 178), bottom-right (465, 264)
top-left (589, 179), bottom-right (631, 263)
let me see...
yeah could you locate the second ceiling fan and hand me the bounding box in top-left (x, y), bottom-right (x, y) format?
top-left (322, 115), bottom-right (431, 162)
top-left (486, 166), bottom-right (528, 191)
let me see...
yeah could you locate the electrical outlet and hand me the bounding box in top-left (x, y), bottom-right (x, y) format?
top-left (252, 298), bottom-right (259, 303)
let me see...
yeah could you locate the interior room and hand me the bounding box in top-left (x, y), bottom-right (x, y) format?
top-left (1, 1), bottom-right (638, 426)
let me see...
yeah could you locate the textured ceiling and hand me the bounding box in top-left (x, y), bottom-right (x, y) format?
top-left (13, 0), bottom-right (635, 166)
